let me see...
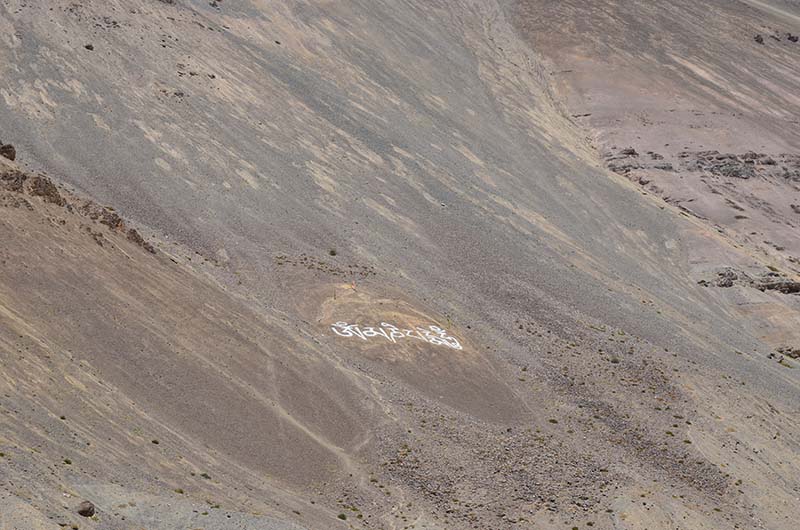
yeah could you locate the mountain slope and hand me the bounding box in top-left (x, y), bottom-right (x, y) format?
top-left (1, 1), bottom-right (799, 529)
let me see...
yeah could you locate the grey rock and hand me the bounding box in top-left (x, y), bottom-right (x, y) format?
top-left (77, 500), bottom-right (95, 517)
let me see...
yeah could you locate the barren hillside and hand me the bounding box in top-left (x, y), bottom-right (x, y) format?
top-left (1, 1), bottom-right (798, 529)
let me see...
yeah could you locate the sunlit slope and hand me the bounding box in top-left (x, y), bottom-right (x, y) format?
top-left (0, 0), bottom-right (772, 373)
top-left (0, 1), bottom-right (799, 529)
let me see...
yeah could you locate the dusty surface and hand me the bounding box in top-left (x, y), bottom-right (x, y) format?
top-left (0, 1), bottom-right (799, 529)
top-left (514, 0), bottom-right (800, 273)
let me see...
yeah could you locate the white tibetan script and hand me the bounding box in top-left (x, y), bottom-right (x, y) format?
top-left (331, 322), bottom-right (463, 350)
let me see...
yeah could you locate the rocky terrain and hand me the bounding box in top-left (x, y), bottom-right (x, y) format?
top-left (0, 1), bottom-right (799, 529)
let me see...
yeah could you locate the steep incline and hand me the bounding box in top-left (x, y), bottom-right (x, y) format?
top-left (1, 1), bottom-right (799, 529)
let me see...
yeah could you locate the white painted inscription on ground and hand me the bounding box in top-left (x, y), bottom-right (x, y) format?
top-left (331, 322), bottom-right (463, 350)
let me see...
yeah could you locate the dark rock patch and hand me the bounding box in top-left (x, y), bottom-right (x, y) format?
top-left (607, 161), bottom-right (642, 175)
top-left (77, 500), bottom-right (95, 517)
top-left (127, 228), bottom-right (157, 254)
top-left (1, 167), bottom-right (158, 255)
top-left (274, 253), bottom-right (375, 278)
top-left (700, 267), bottom-right (800, 294)
top-left (679, 151), bottom-right (757, 179)
top-left (777, 346), bottom-right (800, 359)
top-left (29, 176), bottom-right (66, 206)
top-left (0, 169), bottom-right (27, 192)
top-left (754, 274), bottom-right (800, 294)
top-left (677, 151), bottom-right (800, 181)
top-left (0, 144), bottom-right (16, 161)
top-left (80, 202), bottom-right (124, 230)
top-left (715, 268), bottom-right (738, 288)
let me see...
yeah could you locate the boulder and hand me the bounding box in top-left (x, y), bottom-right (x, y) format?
top-left (76, 501), bottom-right (95, 517)
top-left (0, 144), bottom-right (15, 161)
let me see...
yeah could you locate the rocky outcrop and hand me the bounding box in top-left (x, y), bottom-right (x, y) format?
top-left (776, 346), bottom-right (800, 359)
top-left (1, 164), bottom-right (157, 255)
top-left (604, 147), bottom-right (674, 175)
top-left (675, 151), bottom-right (800, 181)
top-left (699, 267), bottom-right (800, 294)
top-left (679, 151), bottom-right (757, 179)
top-left (605, 149), bottom-right (800, 182)
top-left (126, 227), bottom-right (156, 254)
top-left (754, 274), bottom-right (800, 294)
top-left (29, 175), bottom-right (66, 206)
